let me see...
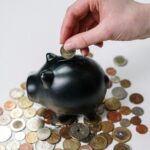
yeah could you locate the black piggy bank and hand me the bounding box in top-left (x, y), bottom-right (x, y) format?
top-left (27, 53), bottom-right (109, 121)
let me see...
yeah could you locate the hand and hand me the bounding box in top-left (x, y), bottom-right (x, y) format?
top-left (60, 0), bottom-right (150, 55)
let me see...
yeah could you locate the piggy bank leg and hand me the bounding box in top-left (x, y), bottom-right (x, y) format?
top-left (84, 111), bottom-right (101, 122)
top-left (57, 114), bottom-right (78, 125)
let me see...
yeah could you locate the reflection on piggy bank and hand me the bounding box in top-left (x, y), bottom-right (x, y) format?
top-left (27, 53), bottom-right (109, 117)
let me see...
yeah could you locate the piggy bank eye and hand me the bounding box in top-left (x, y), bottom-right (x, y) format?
top-left (46, 53), bottom-right (56, 61)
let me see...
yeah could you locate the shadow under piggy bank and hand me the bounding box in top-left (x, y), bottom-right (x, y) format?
top-left (27, 53), bottom-right (109, 122)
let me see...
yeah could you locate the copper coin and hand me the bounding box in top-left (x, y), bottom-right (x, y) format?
top-left (114, 143), bottom-right (131, 150)
top-left (79, 145), bottom-right (93, 150)
top-left (4, 100), bottom-right (16, 111)
top-left (0, 107), bottom-right (3, 116)
top-left (19, 143), bottom-right (33, 150)
top-left (100, 133), bottom-right (113, 145)
top-left (120, 79), bottom-right (131, 88)
top-left (106, 67), bottom-right (117, 76)
top-left (107, 111), bottom-right (122, 123)
top-left (136, 124), bottom-right (148, 134)
top-left (112, 127), bottom-right (132, 143)
top-left (101, 121), bottom-right (114, 133)
top-left (47, 130), bottom-right (61, 144)
top-left (130, 116), bottom-right (141, 125)
top-left (119, 106), bottom-right (131, 115)
top-left (129, 93), bottom-right (144, 104)
top-left (59, 126), bottom-right (71, 139)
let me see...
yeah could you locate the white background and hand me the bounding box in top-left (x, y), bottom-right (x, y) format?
top-left (0, 0), bottom-right (150, 149)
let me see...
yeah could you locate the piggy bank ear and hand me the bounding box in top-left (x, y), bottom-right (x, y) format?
top-left (46, 53), bottom-right (56, 61)
top-left (41, 70), bottom-right (54, 89)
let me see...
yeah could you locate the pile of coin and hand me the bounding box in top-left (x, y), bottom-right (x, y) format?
top-left (0, 55), bottom-right (148, 150)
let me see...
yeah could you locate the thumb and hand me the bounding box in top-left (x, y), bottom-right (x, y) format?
top-left (64, 23), bottom-right (109, 50)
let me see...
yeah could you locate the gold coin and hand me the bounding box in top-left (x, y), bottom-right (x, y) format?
top-left (100, 133), bottom-right (113, 146)
top-left (18, 96), bottom-right (33, 109)
top-left (20, 82), bottom-right (26, 90)
top-left (112, 127), bottom-right (132, 143)
top-left (104, 97), bottom-right (121, 111)
top-left (101, 121), bottom-right (114, 133)
top-left (60, 46), bottom-right (75, 59)
top-left (24, 108), bottom-right (36, 119)
top-left (89, 134), bottom-right (108, 149)
top-left (4, 100), bottom-right (16, 111)
top-left (25, 132), bottom-right (38, 144)
top-left (63, 138), bottom-right (81, 150)
top-left (47, 130), bottom-right (61, 144)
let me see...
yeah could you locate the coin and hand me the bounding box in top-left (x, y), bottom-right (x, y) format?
top-left (129, 93), bottom-right (144, 104)
top-left (15, 131), bottom-right (25, 141)
top-left (114, 56), bottom-right (128, 66)
top-left (130, 116), bottom-right (141, 125)
top-left (36, 107), bottom-right (47, 117)
top-left (120, 79), bottom-right (131, 88)
top-left (70, 123), bottom-right (90, 140)
top-left (119, 106), bottom-right (131, 115)
top-left (106, 67), bottom-right (117, 76)
top-left (54, 148), bottom-right (63, 150)
top-left (60, 46), bottom-right (75, 59)
top-left (84, 114), bottom-right (101, 125)
top-left (27, 117), bottom-right (44, 131)
top-left (25, 132), bottom-right (38, 144)
top-left (110, 76), bottom-right (120, 83)
top-left (9, 88), bottom-right (24, 99)
top-left (89, 134), bottom-right (108, 149)
top-left (0, 126), bottom-right (12, 142)
top-left (136, 124), bottom-right (148, 134)
top-left (0, 107), bottom-right (3, 116)
top-left (112, 127), bottom-right (132, 143)
top-left (10, 118), bottom-right (26, 132)
top-left (107, 80), bottom-right (113, 89)
top-left (101, 120), bottom-right (114, 133)
top-left (87, 52), bottom-right (93, 58)
top-left (20, 82), bottom-right (26, 90)
top-left (47, 130), bottom-right (61, 144)
top-left (19, 143), bottom-right (33, 150)
top-left (79, 145), bottom-right (93, 150)
top-left (0, 114), bottom-right (11, 125)
top-left (104, 97), bottom-right (121, 111)
top-left (59, 126), bottom-right (71, 139)
top-left (100, 133), bottom-right (113, 145)
top-left (24, 107), bottom-right (36, 119)
top-left (132, 107), bottom-right (144, 116)
top-left (4, 100), bottom-right (16, 111)
top-left (107, 111), bottom-right (122, 123)
top-left (10, 107), bottom-right (23, 118)
top-left (37, 127), bottom-right (51, 141)
top-left (120, 119), bottom-right (131, 127)
top-left (81, 133), bottom-right (96, 143)
top-left (114, 143), bottom-right (131, 150)
top-left (112, 87), bottom-right (128, 100)
top-left (18, 96), bottom-right (33, 109)
top-left (63, 138), bottom-right (81, 150)
top-left (35, 140), bottom-right (56, 150)
top-left (96, 104), bottom-right (105, 115)
top-left (0, 144), bottom-right (5, 150)
top-left (6, 140), bottom-right (20, 150)
top-left (87, 122), bottom-right (101, 134)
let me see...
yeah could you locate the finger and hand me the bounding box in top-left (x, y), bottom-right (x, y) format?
top-left (60, 0), bottom-right (89, 44)
top-left (80, 47), bottom-right (89, 56)
top-left (64, 22), bottom-right (109, 50)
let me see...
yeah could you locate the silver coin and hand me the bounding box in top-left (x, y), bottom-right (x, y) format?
top-left (114, 56), bottom-right (128, 67)
top-left (112, 87), bottom-right (128, 100)
top-left (9, 88), bottom-right (24, 99)
top-left (0, 114), bottom-right (11, 125)
top-left (6, 140), bottom-right (20, 150)
top-left (0, 144), bottom-right (5, 150)
top-left (10, 118), bottom-right (26, 132)
top-left (10, 108), bottom-right (23, 119)
top-left (0, 126), bottom-right (12, 142)
top-left (37, 127), bottom-right (51, 141)
top-left (70, 123), bottom-right (90, 140)
top-left (60, 46), bottom-right (75, 59)
top-left (120, 119), bottom-right (131, 127)
top-left (110, 76), bottom-right (120, 83)
top-left (27, 117), bottom-right (44, 131)
top-left (35, 140), bottom-right (55, 150)
top-left (132, 107), bottom-right (144, 116)
top-left (15, 131), bottom-right (25, 141)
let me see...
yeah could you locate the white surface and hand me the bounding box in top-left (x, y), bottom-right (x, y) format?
top-left (0, 0), bottom-right (150, 149)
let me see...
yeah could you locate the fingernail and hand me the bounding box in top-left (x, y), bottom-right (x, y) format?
top-left (64, 42), bottom-right (73, 51)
